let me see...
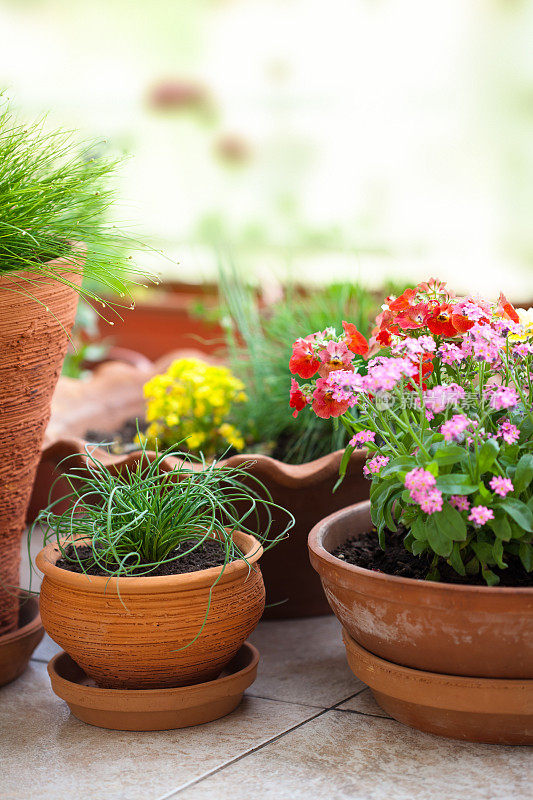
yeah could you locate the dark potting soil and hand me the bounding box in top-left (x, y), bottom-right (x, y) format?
top-left (84, 417), bottom-right (145, 454)
top-left (333, 526), bottom-right (533, 587)
top-left (55, 539), bottom-right (227, 577)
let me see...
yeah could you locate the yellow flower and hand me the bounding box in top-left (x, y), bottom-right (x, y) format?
top-left (142, 357), bottom-right (247, 457)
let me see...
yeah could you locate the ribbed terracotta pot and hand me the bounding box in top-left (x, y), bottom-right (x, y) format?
top-left (31, 357), bottom-right (369, 618)
top-left (36, 530), bottom-right (265, 689)
top-left (0, 258), bottom-right (82, 634)
top-left (0, 592), bottom-right (44, 687)
top-left (308, 501), bottom-right (533, 679)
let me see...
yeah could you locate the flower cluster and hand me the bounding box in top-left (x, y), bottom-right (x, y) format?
top-left (288, 278), bottom-right (533, 585)
top-left (143, 358), bottom-right (247, 457)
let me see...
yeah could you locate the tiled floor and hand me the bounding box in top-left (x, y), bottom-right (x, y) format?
top-left (1, 537), bottom-right (531, 800)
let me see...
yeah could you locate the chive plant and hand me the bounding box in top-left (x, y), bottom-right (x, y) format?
top-left (33, 438), bottom-right (294, 579)
top-left (0, 100), bottom-right (152, 311)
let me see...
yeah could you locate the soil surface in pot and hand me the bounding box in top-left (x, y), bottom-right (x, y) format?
top-left (333, 526), bottom-right (533, 587)
top-left (55, 539), bottom-right (228, 577)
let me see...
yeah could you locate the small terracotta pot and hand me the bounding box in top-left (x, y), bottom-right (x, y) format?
top-left (308, 501), bottom-right (533, 679)
top-left (36, 531), bottom-right (265, 689)
top-left (0, 592), bottom-right (44, 687)
top-left (343, 629), bottom-right (533, 745)
top-left (0, 256), bottom-right (82, 633)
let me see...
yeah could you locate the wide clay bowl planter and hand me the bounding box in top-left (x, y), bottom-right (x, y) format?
top-left (36, 530), bottom-right (265, 689)
top-left (33, 359), bottom-right (369, 618)
top-left (309, 501), bottom-right (533, 679)
top-left (48, 642), bottom-right (259, 731)
top-left (343, 629), bottom-right (533, 745)
top-left (0, 592), bottom-right (44, 687)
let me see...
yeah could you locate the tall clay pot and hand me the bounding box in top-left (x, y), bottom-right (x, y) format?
top-left (0, 260), bottom-right (81, 633)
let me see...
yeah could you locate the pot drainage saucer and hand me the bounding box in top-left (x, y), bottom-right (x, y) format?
top-left (342, 629), bottom-right (533, 745)
top-left (48, 642), bottom-right (259, 730)
top-left (0, 592), bottom-right (44, 687)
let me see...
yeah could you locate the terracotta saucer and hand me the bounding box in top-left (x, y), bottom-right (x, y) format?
top-left (342, 629), bottom-right (533, 745)
top-left (0, 592), bottom-right (44, 687)
top-left (48, 642), bottom-right (259, 731)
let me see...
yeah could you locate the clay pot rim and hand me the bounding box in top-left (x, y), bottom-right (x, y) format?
top-left (342, 628), bottom-right (533, 714)
top-left (48, 642), bottom-right (259, 705)
top-left (0, 591), bottom-right (42, 645)
top-left (40, 435), bottom-right (368, 491)
top-left (35, 529), bottom-right (263, 594)
top-left (309, 500), bottom-right (533, 596)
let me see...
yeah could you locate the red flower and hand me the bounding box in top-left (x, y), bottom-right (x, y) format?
top-left (312, 378), bottom-right (350, 419)
top-left (342, 321), bottom-right (368, 356)
top-left (318, 340), bottom-right (354, 378)
top-left (289, 337), bottom-right (321, 379)
top-left (425, 303), bottom-right (457, 337)
top-left (289, 378), bottom-right (307, 418)
top-left (450, 313), bottom-right (475, 334)
top-left (497, 292), bottom-right (519, 324)
top-left (388, 288), bottom-right (416, 313)
top-left (395, 303), bottom-right (429, 330)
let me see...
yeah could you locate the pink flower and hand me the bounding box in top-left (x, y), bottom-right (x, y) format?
top-left (405, 467), bottom-right (436, 493)
top-left (312, 378), bottom-right (351, 419)
top-left (364, 357), bottom-right (416, 393)
top-left (349, 430), bottom-right (376, 447)
top-left (489, 386), bottom-right (519, 411)
top-left (468, 505), bottom-right (494, 526)
top-left (440, 414), bottom-right (472, 442)
top-left (417, 489), bottom-right (443, 515)
top-left (450, 495), bottom-right (470, 512)
top-left (438, 342), bottom-right (465, 365)
top-left (326, 370), bottom-right (364, 406)
top-left (489, 476), bottom-right (513, 497)
top-left (423, 384), bottom-right (465, 414)
top-left (363, 455), bottom-right (389, 477)
top-left (497, 419), bottom-right (520, 445)
top-left (317, 340), bottom-right (354, 378)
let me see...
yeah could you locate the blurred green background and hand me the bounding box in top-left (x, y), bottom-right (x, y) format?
top-left (1, 0), bottom-right (533, 300)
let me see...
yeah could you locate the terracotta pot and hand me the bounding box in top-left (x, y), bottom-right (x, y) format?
top-left (308, 501), bottom-right (533, 679)
top-left (0, 259), bottom-right (82, 633)
top-left (343, 629), bottom-right (533, 745)
top-left (96, 284), bottom-right (226, 360)
top-left (0, 592), bottom-right (44, 687)
top-left (48, 643), bottom-right (259, 731)
top-left (36, 530), bottom-right (265, 689)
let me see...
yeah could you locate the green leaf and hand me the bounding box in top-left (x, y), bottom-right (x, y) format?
top-left (426, 518), bottom-right (453, 557)
top-left (513, 454), bottom-right (533, 494)
top-left (333, 446), bottom-right (353, 492)
top-left (488, 513), bottom-right (513, 541)
top-left (481, 567), bottom-right (500, 586)
top-left (411, 539), bottom-right (428, 555)
top-left (492, 539), bottom-right (506, 570)
top-left (379, 457), bottom-right (416, 478)
top-left (435, 474), bottom-right (479, 494)
top-left (448, 542), bottom-right (466, 576)
top-left (432, 446), bottom-right (468, 466)
top-left (477, 439), bottom-right (499, 473)
top-left (500, 498), bottom-right (533, 533)
top-left (431, 502), bottom-right (467, 541)
top-left (411, 517), bottom-right (427, 541)
top-left (519, 542), bottom-right (533, 572)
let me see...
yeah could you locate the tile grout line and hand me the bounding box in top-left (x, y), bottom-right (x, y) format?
top-left (333, 706), bottom-right (392, 721)
top-left (155, 687), bottom-right (371, 799)
top-left (154, 708), bottom-right (328, 800)
top-left (245, 692), bottom-right (325, 709)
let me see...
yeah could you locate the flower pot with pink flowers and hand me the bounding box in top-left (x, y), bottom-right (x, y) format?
top-left (296, 279), bottom-right (533, 743)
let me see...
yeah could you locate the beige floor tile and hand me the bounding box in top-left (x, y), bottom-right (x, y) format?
top-left (248, 616), bottom-right (364, 708)
top-left (174, 710), bottom-right (533, 800)
top-left (336, 688), bottom-right (392, 719)
top-left (0, 661), bottom-right (317, 800)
